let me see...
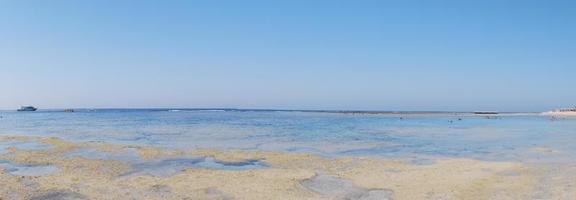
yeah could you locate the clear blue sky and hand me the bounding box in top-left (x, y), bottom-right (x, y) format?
top-left (1, 0), bottom-right (574, 111)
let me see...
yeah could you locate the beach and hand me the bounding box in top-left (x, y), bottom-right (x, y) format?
top-left (2, 0), bottom-right (574, 198)
top-left (1, 110), bottom-right (576, 199)
top-left (2, 136), bottom-right (574, 200)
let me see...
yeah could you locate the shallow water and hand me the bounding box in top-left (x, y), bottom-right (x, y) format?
top-left (64, 147), bottom-right (141, 162)
top-left (0, 159), bottom-right (60, 176)
top-left (0, 140), bottom-right (53, 154)
top-left (1, 109), bottom-right (575, 163)
top-left (123, 156), bottom-right (268, 176)
top-left (64, 147), bottom-right (268, 176)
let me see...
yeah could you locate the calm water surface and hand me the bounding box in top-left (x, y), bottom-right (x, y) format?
top-left (1, 110), bottom-right (575, 163)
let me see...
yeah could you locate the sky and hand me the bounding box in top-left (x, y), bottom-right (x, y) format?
top-left (0, 0), bottom-right (575, 111)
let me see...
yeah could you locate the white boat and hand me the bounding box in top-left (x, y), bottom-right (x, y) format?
top-left (17, 106), bottom-right (38, 111)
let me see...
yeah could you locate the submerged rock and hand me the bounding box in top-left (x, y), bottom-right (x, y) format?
top-left (183, 187), bottom-right (230, 200)
top-left (29, 190), bottom-right (88, 200)
top-left (204, 187), bottom-right (230, 200)
top-left (150, 184), bottom-right (171, 193)
top-left (301, 174), bottom-right (359, 197)
top-left (19, 178), bottom-right (40, 188)
top-left (301, 174), bottom-right (393, 200)
top-left (354, 189), bottom-right (394, 200)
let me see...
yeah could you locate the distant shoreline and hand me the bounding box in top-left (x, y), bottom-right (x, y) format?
top-left (542, 111), bottom-right (576, 116)
top-left (0, 108), bottom-right (541, 115)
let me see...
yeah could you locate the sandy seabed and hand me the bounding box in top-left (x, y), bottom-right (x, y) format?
top-left (1, 135), bottom-right (575, 200)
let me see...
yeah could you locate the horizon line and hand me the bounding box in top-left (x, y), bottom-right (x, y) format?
top-left (0, 107), bottom-right (545, 113)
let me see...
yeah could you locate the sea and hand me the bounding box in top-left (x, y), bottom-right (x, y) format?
top-left (1, 109), bottom-right (575, 164)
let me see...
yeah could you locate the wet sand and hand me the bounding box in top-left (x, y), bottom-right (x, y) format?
top-left (1, 136), bottom-right (575, 200)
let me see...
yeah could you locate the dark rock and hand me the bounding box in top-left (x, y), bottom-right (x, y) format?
top-left (29, 190), bottom-right (87, 200)
top-left (350, 189), bottom-right (394, 200)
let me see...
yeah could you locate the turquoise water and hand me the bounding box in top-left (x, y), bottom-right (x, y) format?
top-left (1, 109), bottom-right (575, 163)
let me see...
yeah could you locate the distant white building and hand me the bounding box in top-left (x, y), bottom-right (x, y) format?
top-left (555, 106), bottom-right (576, 112)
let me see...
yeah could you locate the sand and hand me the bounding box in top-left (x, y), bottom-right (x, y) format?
top-left (541, 111), bottom-right (576, 116)
top-left (1, 136), bottom-right (574, 200)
